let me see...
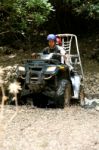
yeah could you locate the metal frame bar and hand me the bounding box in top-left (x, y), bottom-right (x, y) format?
top-left (56, 34), bottom-right (84, 79)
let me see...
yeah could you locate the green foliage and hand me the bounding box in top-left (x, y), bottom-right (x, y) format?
top-left (62, 0), bottom-right (99, 19)
top-left (0, 0), bottom-right (53, 33)
top-left (74, 1), bottom-right (99, 19)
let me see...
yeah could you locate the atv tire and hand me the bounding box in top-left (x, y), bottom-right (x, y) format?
top-left (55, 79), bottom-right (72, 108)
top-left (79, 85), bottom-right (85, 106)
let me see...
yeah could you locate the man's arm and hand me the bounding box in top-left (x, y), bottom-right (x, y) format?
top-left (43, 47), bottom-right (49, 54)
top-left (31, 53), bottom-right (40, 59)
top-left (57, 45), bottom-right (66, 64)
top-left (31, 47), bottom-right (49, 58)
top-left (57, 46), bottom-right (73, 70)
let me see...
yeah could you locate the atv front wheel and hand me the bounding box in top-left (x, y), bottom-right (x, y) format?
top-left (55, 79), bottom-right (72, 108)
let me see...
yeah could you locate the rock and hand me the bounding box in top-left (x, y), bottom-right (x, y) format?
top-left (8, 54), bottom-right (16, 59)
top-left (84, 97), bottom-right (99, 109)
top-left (95, 106), bottom-right (99, 111)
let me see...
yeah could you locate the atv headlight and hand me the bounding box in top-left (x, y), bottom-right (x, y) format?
top-left (46, 66), bottom-right (56, 72)
top-left (18, 66), bottom-right (25, 72)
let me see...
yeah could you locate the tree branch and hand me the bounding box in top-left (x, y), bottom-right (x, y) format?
top-left (0, 31), bottom-right (10, 35)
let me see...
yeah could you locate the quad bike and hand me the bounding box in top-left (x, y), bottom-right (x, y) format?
top-left (16, 34), bottom-right (85, 108)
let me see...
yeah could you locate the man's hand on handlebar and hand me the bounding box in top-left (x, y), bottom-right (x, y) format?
top-left (31, 53), bottom-right (40, 59)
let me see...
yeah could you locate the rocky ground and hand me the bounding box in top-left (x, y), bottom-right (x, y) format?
top-left (0, 106), bottom-right (99, 150)
top-left (83, 60), bottom-right (99, 98)
top-left (0, 50), bottom-right (99, 150)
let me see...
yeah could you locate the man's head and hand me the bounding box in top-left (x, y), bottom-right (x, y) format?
top-left (47, 34), bottom-right (56, 48)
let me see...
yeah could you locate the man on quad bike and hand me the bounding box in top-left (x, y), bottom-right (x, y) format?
top-left (16, 33), bottom-right (85, 107)
top-left (43, 34), bottom-right (73, 70)
top-left (31, 34), bottom-right (80, 99)
top-left (32, 34), bottom-right (66, 64)
top-left (32, 34), bottom-right (73, 70)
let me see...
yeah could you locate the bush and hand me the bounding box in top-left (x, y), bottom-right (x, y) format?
top-left (0, 0), bottom-right (53, 34)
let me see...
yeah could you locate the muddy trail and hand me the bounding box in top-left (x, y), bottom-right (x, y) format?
top-left (0, 41), bottom-right (99, 150)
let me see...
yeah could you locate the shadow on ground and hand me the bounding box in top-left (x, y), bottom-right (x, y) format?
top-left (8, 94), bottom-right (80, 109)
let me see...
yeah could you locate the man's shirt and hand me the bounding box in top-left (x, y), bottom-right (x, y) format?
top-left (43, 45), bottom-right (66, 64)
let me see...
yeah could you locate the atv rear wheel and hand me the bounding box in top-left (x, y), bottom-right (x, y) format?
top-left (64, 83), bottom-right (72, 106)
top-left (55, 79), bottom-right (72, 108)
top-left (79, 85), bottom-right (85, 106)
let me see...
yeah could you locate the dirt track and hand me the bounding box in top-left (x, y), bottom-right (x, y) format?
top-left (0, 106), bottom-right (99, 150)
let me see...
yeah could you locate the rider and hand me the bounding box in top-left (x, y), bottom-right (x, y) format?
top-left (32, 34), bottom-right (66, 63)
top-left (32, 34), bottom-right (73, 69)
top-left (43, 34), bottom-right (66, 64)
